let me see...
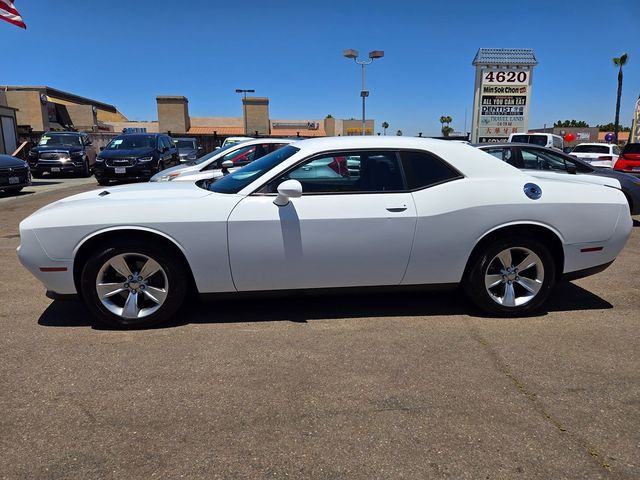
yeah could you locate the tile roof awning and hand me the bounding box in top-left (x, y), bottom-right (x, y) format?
top-left (473, 48), bottom-right (538, 66)
top-left (188, 127), bottom-right (245, 135)
top-left (271, 128), bottom-right (326, 138)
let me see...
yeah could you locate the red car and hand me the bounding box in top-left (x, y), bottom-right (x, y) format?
top-left (614, 143), bottom-right (640, 176)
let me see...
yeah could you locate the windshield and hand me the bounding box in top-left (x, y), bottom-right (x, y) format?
top-left (512, 134), bottom-right (547, 146)
top-left (39, 134), bottom-right (81, 147)
top-left (175, 139), bottom-right (196, 149)
top-left (193, 143), bottom-right (239, 165)
top-left (622, 143), bottom-right (640, 154)
top-left (106, 135), bottom-right (156, 150)
top-left (207, 145), bottom-right (300, 194)
top-left (572, 145), bottom-right (609, 154)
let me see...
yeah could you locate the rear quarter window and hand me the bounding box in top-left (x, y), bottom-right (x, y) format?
top-left (400, 151), bottom-right (462, 190)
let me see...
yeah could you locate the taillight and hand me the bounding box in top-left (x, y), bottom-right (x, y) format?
top-left (597, 155), bottom-right (612, 160)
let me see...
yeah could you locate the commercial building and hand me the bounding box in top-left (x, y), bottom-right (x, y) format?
top-left (107, 95), bottom-right (375, 139)
top-left (2, 86), bottom-right (376, 144)
top-left (0, 91), bottom-right (19, 155)
top-left (0, 86), bottom-right (127, 134)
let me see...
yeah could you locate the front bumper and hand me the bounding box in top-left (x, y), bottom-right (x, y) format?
top-left (0, 170), bottom-right (31, 190)
top-left (94, 163), bottom-right (158, 181)
top-left (17, 229), bottom-right (76, 295)
top-left (30, 160), bottom-right (85, 174)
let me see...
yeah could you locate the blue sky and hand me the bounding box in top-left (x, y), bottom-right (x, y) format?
top-left (2, 0), bottom-right (638, 135)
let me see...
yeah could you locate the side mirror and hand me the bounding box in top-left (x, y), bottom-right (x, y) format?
top-left (221, 160), bottom-right (233, 168)
top-left (198, 146), bottom-right (203, 151)
top-left (274, 180), bottom-right (302, 206)
top-left (566, 164), bottom-right (577, 174)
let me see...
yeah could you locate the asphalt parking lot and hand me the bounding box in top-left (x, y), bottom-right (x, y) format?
top-left (1, 180), bottom-right (639, 479)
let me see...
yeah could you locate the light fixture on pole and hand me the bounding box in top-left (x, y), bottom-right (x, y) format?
top-left (343, 49), bottom-right (384, 135)
top-left (235, 89), bottom-right (255, 135)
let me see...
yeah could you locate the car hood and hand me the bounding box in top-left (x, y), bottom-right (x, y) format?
top-left (178, 148), bottom-right (198, 156)
top-left (524, 170), bottom-right (621, 189)
top-left (98, 149), bottom-right (155, 158)
top-left (0, 155), bottom-right (28, 168)
top-left (19, 182), bottom-right (246, 261)
top-left (31, 145), bottom-right (83, 154)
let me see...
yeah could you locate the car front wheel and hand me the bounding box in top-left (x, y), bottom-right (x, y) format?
top-left (463, 237), bottom-right (556, 317)
top-left (80, 241), bottom-right (188, 328)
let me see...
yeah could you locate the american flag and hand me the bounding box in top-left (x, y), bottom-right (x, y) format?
top-left (0, 0), bottom-right (26, 29)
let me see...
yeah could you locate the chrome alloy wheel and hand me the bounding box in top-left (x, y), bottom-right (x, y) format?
top-left (95, 253), bottom-right (168, 319)
top-left (484, 247), bottom-right (544, 307)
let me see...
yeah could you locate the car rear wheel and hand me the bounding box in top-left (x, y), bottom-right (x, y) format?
top-left (463, 236), bottom-right (556, 317)
top-left (80, 241), bottom-right (188, 328)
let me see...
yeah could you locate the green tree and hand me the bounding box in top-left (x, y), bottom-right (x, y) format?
top-left (596, 122), bottom-right (630, 132)
top-left (553, 120), bottom-right (590, 128)
top-left (439, 115), bottom-right (453, 136)
top-left (613, 53), bottom-right (629, 141)
top-left (381, 121), bottom-right (389, 135)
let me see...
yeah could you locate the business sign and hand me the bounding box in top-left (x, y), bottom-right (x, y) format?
top-left (475, 67), bottom-right (531, 142)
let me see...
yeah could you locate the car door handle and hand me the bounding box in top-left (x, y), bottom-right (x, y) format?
top-left (386, 206), bottom-right (408, 213)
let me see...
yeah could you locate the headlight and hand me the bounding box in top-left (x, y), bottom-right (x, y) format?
top-left (28, 150), bottom-right (37, 157)
top-left (187, 154), bottom-right (197, 160)
top-left (138, 156), bottom-right (154, 162)
top-left (95, 157), bottom-right (104, 162)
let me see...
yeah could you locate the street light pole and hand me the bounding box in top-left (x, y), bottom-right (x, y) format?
top-left (343, 49), bottom-right (384, 136)
top-left (235, 89), bottom-right (255, 136)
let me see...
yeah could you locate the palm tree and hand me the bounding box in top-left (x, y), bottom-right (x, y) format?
top-left (613, 53), bottom-right (628, 142)
top-left (440, 115), bottom-right (453, 136)
top-left (381, 121), bottom-right (389, 135)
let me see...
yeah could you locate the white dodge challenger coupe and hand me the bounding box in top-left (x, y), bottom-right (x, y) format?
top-left (18, 137), bottom-right (632, 328)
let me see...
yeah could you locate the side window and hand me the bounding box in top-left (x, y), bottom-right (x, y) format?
top-left (521, 148), bottom-right (567, 171)
top-left (269, 143), bottom-right (289, 153)
top-left (400, 151), bottom-right (461, 189)
top-left (482, 147), bottom-right (515, 165)
top-left (553, 137), bottom-right (563, 149)
top-left (206, 145), bottom-right (257, 170)
top-left (262, 150), bottom-right (404, 194)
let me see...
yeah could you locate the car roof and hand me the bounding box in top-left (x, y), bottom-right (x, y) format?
top-left (288, 136), bottom-right (523, 179)
top-left (44, 131), bottom-right (83, 135)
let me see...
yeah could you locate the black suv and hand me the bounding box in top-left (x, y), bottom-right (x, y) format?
top-left (94, 133), bottom-right (180, 185)
top-left (28, 132), bottom-right (97, 177)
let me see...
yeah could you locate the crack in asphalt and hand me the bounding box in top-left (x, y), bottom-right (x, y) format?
top-left (465, 322), bottom-right (616, 476)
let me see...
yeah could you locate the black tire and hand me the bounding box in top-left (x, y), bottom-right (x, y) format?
top-left (463, 236), bottom-right (556, 317)
top-left (80, 158), bottom-right (91, 177)
top-left (32, 171), bottom-right (43, 178)
top-left (80, 240), bottom-right (188, 329)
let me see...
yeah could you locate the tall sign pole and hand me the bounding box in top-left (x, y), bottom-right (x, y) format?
top-left (471, 49), bottom-right (538, 143)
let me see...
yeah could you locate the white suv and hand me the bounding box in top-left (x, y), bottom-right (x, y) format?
top-left (150, 138), bottom-right (294, 182)
top-left (570, 143), bottom-right (620, 168)
top-left (508, 133), bottom-right (564, 151)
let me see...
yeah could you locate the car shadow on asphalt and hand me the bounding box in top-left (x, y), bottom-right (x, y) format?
top-left (633, 219), bottom-right (640, 227)
top-left (37, 282), bottom-right (612, 330)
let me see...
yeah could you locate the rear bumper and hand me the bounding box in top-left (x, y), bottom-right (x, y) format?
top-left (562, 205), bottom-right (633, 277)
